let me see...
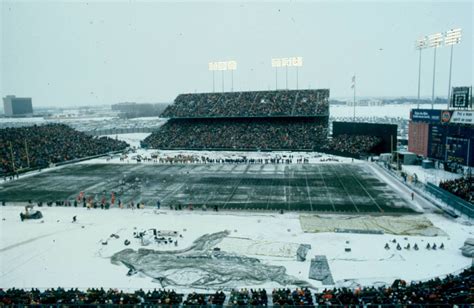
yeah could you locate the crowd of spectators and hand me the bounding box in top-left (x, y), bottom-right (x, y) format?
top-left (0, 268), bottom-right (472, 306)
top-left (161, 89), bottom-right (329, 118)
top-left (316, 267), bottom-right (473, 306)
top-left (142, 119), bottom-right (328, 151)
top-left (0, 288), bottom-right (182, 305)
top-left (272, 288), bottom-right (313, 306)
top-left (439, 177), bottom-right (473, 204)
top-left (0, 124), bottom-right (128, 175)
top-left (321, 134), bottom-right (381, 156)
top-left (229, 288), bottom-right (267, 306)
top-left (183, 291), bottom-right (226, 306)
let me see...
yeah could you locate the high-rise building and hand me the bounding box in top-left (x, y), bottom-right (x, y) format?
top-left (2, 95), bottom-right (33, 116)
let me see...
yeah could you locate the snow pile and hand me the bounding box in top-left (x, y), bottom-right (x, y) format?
top-left (299, 215), bottom-right (447, 236)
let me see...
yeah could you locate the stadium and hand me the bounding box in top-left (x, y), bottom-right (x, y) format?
top-left (1, 1), bottom-right (473, 307)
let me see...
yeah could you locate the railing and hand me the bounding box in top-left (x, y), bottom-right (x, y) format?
top-left (425, 182), bottom-right (474, 218)
top-left (376, 161), bottom-right (473, 219)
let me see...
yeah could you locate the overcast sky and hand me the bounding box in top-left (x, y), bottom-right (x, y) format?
top-left (1, 0), bottom-right (472, 107)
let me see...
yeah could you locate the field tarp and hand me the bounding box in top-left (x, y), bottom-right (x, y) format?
top-left (299, 214), bottom-right (447, 236)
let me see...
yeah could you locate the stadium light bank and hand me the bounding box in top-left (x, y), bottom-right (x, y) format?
top-left (208, 60), bottom-right (237, 93)
top-left (445, 28), bottom-right (462, 109)
top-left (271, 57), bottom-right (303, 90)
top-left (415, 29), bottom-right (462, 109)
top-left (415, 36), bottom-right (428, 109)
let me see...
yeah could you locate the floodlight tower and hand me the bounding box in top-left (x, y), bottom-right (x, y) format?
top-left (415, 36), bottom-right (428, 108)
top-left (227, 60), bottom-right (237, 92)
top-left (208, 62), bottom-right (216, 92)
top-left (293, 57), bottom-right (303, 90)
top-left (271, 58), bottom-right (281, 90)
top-left (428, 32), bottom-right (443, 108)
top-left (445, 28), bottom-right (462, 108)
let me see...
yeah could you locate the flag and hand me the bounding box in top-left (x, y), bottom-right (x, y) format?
top-left (351, 75), bottom-right (356, 89)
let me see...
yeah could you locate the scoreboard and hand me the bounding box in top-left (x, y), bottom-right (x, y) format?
top-left (427, 124), bottom-right (474, 166)
top-left (410, 107), bottom-right (474, 167)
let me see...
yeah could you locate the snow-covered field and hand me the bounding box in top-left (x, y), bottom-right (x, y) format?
top-left (0, 206), bottom-right (472, 291)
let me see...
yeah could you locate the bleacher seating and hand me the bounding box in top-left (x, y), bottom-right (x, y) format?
top-left (0, 124), bottom-right (128, 176)
top-left (161, 89), bottom-right (329, 118)
top-left (1, 267), bottom-right (472, 306)
top-left (142, 118), bottom-right (328, 151)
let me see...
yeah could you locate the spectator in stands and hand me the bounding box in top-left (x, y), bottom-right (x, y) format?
top-left (161, 90), bottom-right (329, 118)
top-left (439, 177), bottom-right (473, 204)
top-left (0, 124), bottom-right (128, 176)
top-left (321, 134), bottom-right (381, 156)
top-left (0, 267), bottom-right (472, 305)
top-left (142, 119), bottom-right (328, 151)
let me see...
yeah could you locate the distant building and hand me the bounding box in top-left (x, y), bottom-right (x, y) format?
top-left (3, 95), bottom-right (33, 116)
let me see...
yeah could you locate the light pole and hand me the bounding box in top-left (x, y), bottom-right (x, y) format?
top-left (351, 75), bottom-right (356, 121)
top-left (209, 60), bottom-right (237, 93)
top-left (428, 32), bottom-right (443, 109)
top-left (208, 62), bottom-right (217, 92)
top-left (292, 56), bottom-right (303, 90)
top-left (271, 57), bottom-right (303, 91)
top-left (271, 58), bottom-right (282, 90)
top-left (227, 60), bottom-right (237, 92)
top-left (415, 36), bottom-right (428, 108)
top-left (445, 28), bottom-right (462, 109)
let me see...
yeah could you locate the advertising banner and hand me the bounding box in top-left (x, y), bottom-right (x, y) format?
top-left (450, 110), bottom-right (474, 125)
top-left (411, 109), bottom-right (442, 123)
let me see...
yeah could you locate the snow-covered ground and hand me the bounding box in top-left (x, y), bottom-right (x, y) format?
top-left (0, 206), bottom-right (472, 291)
top-left (330, 103), bottom-right (446, 119)
top-left (102, 133), bottom-right (151, 149)
top-left (401, 165), bottom-right (463, 185)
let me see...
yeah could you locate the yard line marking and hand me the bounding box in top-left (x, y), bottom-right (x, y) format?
top-left (303, 166), bottom-right (313, 211)
top-left (317, 164), bottom-right (335, 211)
top-left (330, 164), bottom-right (359, 213)
top-left (349, 165), bottom-right (384, 213)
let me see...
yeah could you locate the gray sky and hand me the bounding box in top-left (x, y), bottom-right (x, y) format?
top-left (1, 0), bottom-right (472, 107)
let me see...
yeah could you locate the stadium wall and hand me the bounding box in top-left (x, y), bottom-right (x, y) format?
top-left (332, 122), bottom-right (397, 154)
top-left (426, 183), bottom-right (474, 218)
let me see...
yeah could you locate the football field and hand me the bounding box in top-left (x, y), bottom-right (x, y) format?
top-left (0, 163), bottom-right (415, 214)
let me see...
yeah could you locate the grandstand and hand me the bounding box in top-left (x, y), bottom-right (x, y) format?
top-left (142, 89), bottom-right (330, 151)
top-left (0, 124), bottom-right (129, 176)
